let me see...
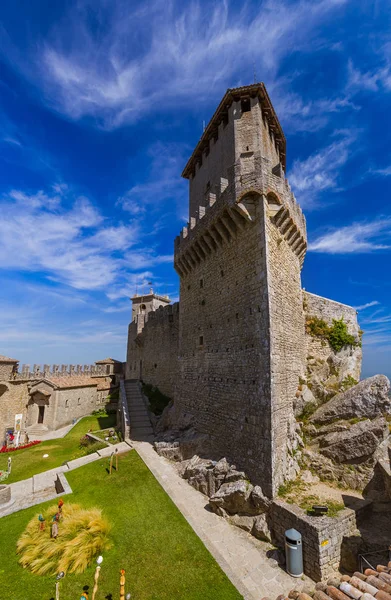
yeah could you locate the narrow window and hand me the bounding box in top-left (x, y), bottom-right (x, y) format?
top-left (222, 113), bottom-right (228, 127)
top-left (200, 278), bottom-right (204, 288)
top-left (241, 98), bottom-right (251, 113)
top-left (199, 335), bottom-right (204, 346)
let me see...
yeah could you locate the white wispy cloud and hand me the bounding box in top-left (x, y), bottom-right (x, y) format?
top-left (0, 185), bottom-right (170, 292)
top-left (346, 58), bottom-right (391, 93)
top-left (118, 142), bottom-right (188, 219)
top-left (309, 217), bottom-right (391, 253)
top-left (1, 0), bottom-right (349, 130)
top-left (354, 300), bottom-right (380, 311)
top-left (288, 130), bottom-right (357, 207)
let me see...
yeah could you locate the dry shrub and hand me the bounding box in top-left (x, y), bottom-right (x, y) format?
top-left (17, 503), bottom-right (111, 575)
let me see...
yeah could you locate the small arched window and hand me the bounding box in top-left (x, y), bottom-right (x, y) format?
top-left (65, 399), bottom-right (69, 408)
top-left (77, 397), bottom-right (81, 406)
top-left (139, 304), bottom-right (146, 313)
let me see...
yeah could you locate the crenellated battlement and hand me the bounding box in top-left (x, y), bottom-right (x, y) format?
top-left (12, 363), bottom-right (107, 381)
top-left (174, 167), bottom-right (307, 276)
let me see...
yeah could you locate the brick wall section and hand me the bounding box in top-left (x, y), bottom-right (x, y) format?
top-left (266, 212), bottom-right (307, 494)
top-left (271, 499), bottom-right (357, 581)
top-left (0, 363), bottom-right (15, 380)
top-left (0, 380), bottom-right (29, 434)
top-left (126, 303), bottom-right (179, 399)
top-left (189, 108), bottom-right (235, 219)
top-left (175, 201), bottom-right (274, 493)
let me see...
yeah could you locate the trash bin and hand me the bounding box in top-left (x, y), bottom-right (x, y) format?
top-left (285, 528), bottom-right (303, 577)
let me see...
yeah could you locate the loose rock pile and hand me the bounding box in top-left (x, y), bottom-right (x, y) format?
top-left (154, 449), bottom-right (273, 542)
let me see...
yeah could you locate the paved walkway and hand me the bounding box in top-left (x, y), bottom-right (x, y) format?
top-left (28, 418), bottom-right (83, 441)
top-left (0, 441), bottom-right (132, 518)
top-left (134, 441), bottom-right (312, 600)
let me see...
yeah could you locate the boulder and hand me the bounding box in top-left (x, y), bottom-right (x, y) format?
top-left (229, 514), bottom-right (256, 533)
top-left (225, 469), bottom-right (247, 483)
top-left (183, 455), bottom-right (213, 479)
top-left (294, 385), bottom-right (317, 417)
top-left (252, 513), bottom-right (271, 542)
top-left (320, 417), bottom-right (389, 463)
top-left (310, 375), bottom-right (391, 424)
top-left (154, 428), bottom-right (210, 461)
top-left (301, 470), bottom-right (320, 484)
top-left (209, 480), bottom-right (253, 515)
top-left (251, 486), bottom-right (271, 512)
top-left (212, 457), bottom-right (231, 491)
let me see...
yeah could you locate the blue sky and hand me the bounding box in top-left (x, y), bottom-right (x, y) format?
top-left (0, 0), bottom-right (390, 379)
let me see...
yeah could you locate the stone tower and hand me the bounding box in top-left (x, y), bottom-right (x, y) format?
top-left (173, 83), bottom-right (307, 497)
top-left (130, 289), bottom-right (171, 334)
top-left (126, 289), bottom-right (172, 380)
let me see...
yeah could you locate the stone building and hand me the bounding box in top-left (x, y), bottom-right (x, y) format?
top-left (127, 83), bottom-right (361, 497)
top-left (0, 356), bottom-right (122, 441)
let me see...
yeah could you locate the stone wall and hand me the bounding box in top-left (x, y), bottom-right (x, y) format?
top-left (266, 206), bottom-right (307, 492)
top-left (0, 363), bottom-right (16, 381)
top-left (188, 105), bottom-right (235, 219)
top-left (53, 385), bottom-right (107, 430)
top-left (175, 198), bottom-right (275, 494)
top-left (0, 380), bottom-right (29, 438)
top-left (300, 291), bottom-right (362, 409)
top-left (270, 499), bottom-right (357, 581)
top-left (126, 303), bottom-right (179, 399)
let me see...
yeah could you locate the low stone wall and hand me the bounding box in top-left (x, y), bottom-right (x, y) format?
top-left (270, 499), bottom-right (357, 581)
top-left (0, 484), bottom-right (11, 505)
top-left (117, 380), bottom-right (131, 442)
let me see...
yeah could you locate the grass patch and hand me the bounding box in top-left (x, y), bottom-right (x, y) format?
top-left (297, 401), bottom-right (318, 423)
top-left (0, 451), bottom-right (242, 600)
top-left (298, 495), bottom-right (345, 517)
top-left (0, 413), bottom-right (116, 484)
top-left (92, 428), bottom-right (123, 444)
top-left (278, 478), bottom-right (345, 518)
top-left (142, 383), bottom-right (171, 415)
top-left (340, 375), bottom-right (358, 391)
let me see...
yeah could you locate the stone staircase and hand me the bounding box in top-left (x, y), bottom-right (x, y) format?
top-left (26, 424), bottom-right (49, 438)
top-left (124, 380), bottom-right (154, 442)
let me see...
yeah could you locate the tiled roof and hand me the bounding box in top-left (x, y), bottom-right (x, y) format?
top-left (0, 354), bottom-right (18, 363)
top-left (95, 357), bottom-right (123, 364)
top-left (46, 376), bottom-right (99, 389)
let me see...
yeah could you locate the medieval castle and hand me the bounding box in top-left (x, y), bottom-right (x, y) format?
top-left (126, 83), bottom-right (361, 498)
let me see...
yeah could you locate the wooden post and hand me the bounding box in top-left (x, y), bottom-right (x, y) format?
top-left (120, 569), bottom-right (126, 600)
top-left (109, 452), bottom-right (114, 475)
top-left (115, 449), bottom-right (118, 472)
top-left (91, 565), bottom-right (101, 600)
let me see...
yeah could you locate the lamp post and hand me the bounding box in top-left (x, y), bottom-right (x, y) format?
top-left (91, 555), bottom-right (103, 600)
top-left (55, 571), bottom-right (65, 600)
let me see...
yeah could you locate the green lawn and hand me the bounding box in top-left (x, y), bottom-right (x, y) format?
top-left (0, 450), bottom-right (242, 600)
top-left (0, 413), bottom-right (116, 484)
